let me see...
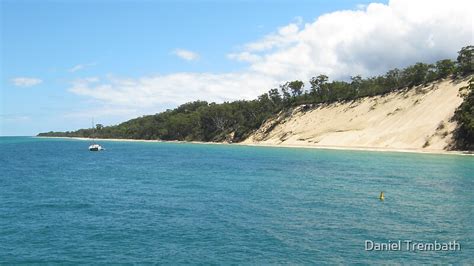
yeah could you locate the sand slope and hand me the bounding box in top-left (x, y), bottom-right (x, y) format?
top-left (243, 77), bottom-right (472, 152)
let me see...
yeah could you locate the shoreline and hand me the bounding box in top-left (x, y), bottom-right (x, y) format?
top-left (34, 136), bottom-right (473, 156)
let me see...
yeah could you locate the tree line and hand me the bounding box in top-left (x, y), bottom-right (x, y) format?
top-left (38, 46), bottom-right (473, 149)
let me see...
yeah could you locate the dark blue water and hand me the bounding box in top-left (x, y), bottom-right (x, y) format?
top-left (1, 137), bottom-right (473, 263)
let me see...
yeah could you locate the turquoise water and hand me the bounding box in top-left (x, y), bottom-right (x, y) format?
top-left (1, 137), bottom-right (473, 263)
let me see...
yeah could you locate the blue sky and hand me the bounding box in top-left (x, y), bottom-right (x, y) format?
top-left (1, 0), bottom-right (471, 136)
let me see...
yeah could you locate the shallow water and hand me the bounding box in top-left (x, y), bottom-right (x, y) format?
top-left (1, 137), bottom-right (472, 263)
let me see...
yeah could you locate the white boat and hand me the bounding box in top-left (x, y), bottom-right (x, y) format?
top-left (89, 143), bottom-right (104, 151)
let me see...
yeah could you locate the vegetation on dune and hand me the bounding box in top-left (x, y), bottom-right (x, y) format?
top-left (451, 45), bottom-right (474, 150)
top-left (39, 46), bottom-right (473, 148)
top-left (453, 77), bottom-right (474, 150)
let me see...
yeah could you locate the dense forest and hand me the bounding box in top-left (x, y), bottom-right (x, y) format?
top-left (39, 46), bottom-right (474, 149)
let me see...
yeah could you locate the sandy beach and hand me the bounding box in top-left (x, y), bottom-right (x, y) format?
top-left (35, 136), bottom-right (473, 156)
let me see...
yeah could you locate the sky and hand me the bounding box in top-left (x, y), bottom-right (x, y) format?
top-left (1, 0), bottom-right (472, 136)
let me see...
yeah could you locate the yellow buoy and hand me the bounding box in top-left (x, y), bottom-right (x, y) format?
top-left (379, 191), bottom-right (385, 201)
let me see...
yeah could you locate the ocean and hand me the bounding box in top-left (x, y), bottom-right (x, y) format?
top-left (1, 137), bottom-right (472, 263)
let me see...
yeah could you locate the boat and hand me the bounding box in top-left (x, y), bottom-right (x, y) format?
top-left (88, 143), bottom-right (104, 151)
top-left (89, 119), bottom-right (104, 151)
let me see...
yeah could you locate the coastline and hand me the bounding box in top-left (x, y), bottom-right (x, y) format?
top-left (34, 136), bottom-right (473, 156)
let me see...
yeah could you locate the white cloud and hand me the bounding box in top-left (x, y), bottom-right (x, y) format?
top-left (356, 4), bottom-right (367, 10)
top-left (235, 0), bottom-right (472, 81)
top-left (69, 0), bottom-right (472, 119)
top-left (11, 77), bottom-right (43, 87)
top-left (68, 62), bottom-right (97, 72)
top-left (173, 49), bottom-right (200, 61)
top-left (63, 106), bottom-right (140, 119)
top-left (243, 19), bottom-right (302, 53)
top-left (69, 73), bottom-right (276, 108)
top-left (227, 52), bottom-right (262, 63)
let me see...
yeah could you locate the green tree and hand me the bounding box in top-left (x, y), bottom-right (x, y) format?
top-left (350, 75), bottom-right (363, 98)
top-left (425, 64), bottom-right (437, 83)
top-left (402, 62), bottom-right (430, 87)
top-left (280, 83), bottom-right (292, 106)
top-left (435, 59), bottom-right (456, 78)
top-left (456, 45), bottom-right (473, 75)
top-left (268, 88), bottom-right (282, 106)
top-left (257, 93), bottom-right (275, 113)
top-left (310, 74), bottom-right (328, 102)
top-left (176, 101), bottom-right (209, 113)
top-left (288, 80), bottom-right (304, 97)
top-left (327, 81), bottom-right (351, 102)
top-left (384, 68), bottom-right (402, 91)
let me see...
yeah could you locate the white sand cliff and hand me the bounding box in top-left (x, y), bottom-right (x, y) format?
top-left (243, 76), bottom-right (472, 152)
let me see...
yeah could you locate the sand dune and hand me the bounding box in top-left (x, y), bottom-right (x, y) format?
top-left (243, 76), bottom-right (472, 152)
